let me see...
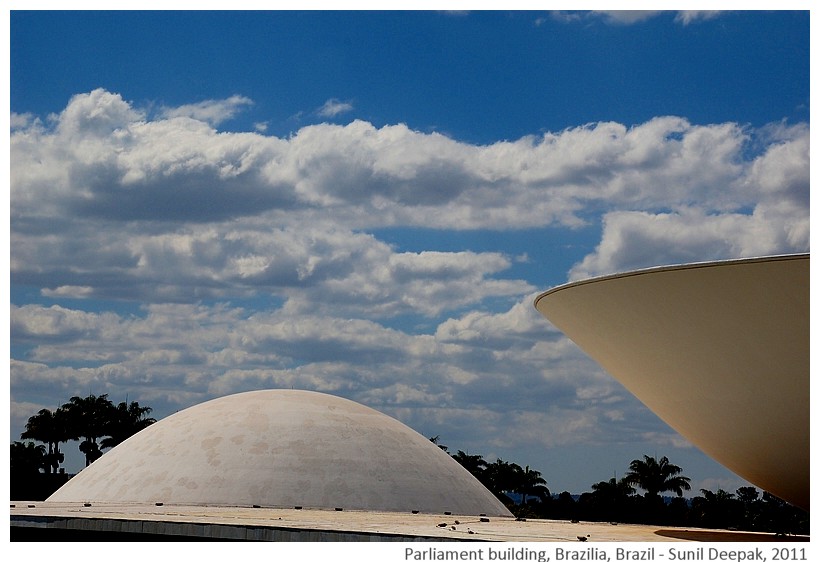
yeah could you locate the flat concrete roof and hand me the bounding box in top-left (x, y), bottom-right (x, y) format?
top-left (10, 502), bottom-right (806, 542)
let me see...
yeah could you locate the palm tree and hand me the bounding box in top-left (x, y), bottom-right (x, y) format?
top-left (20, 407), bottom-right (69, 474)
top-left (451, 450), bottom-right (488, 480)
top-left (10, 441), bottom-right (47, 476)
top-left (736, 486), bottom-right (759, 505)
top-left (590, 477), bottom-right (636, 521)
top-left (692, 488), bottom-right (740, 529)
top-left (101, 400), bottom-right (156, 449)
top-left (735, 486), bottom-right (761, 530)
top-left (62, 394), bottom-right (116, 466)
top-left (625, 455), bottom-right (691, 500)
top-left (428, 435), bottom-right (448, 453)
top-left (517, 465), bottom-right (549, 505)
top-left (591, 476), bottom-right (635, 503)
top-left (483, 458), bottom-right (523, 501)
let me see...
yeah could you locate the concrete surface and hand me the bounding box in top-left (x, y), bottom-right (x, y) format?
top-left (11, 501), bottom-right (806, 542)
top-left (46, 390), bottom-right (510, 517)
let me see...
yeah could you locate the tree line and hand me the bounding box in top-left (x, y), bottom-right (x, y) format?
top-left (434, 437), bottom-right (808, 536)
top-left (12, 394), bottom-right (156, 477)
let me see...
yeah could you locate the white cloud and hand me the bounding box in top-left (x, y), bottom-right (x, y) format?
top-left (10, 90), bottom-right (809, 481)
top-left (159, 94), bottom-right (253, 126)
top-left (10, 90), bottom-right (808, 311)
top-left (10, 296), bottom-right (640, 457)
top-left (571, 210), bottom-right (723, 277)
top-left (41, 286), bottom-right (95, 298)
top-left (11, 304), bottom-right (120, 341)
top-left (674, 11), bottom-right (723, 25)
top-left (555, 11), bottom-right (724, 26)
top-left (14, 92), bottom-right (796, 231)
top-left (591, 11), bottom-right (662, 25)
top-left (568, 207), bottom-right (808, 281)
top-left (568, 123), bottom-right (809, 279)
top-left (10, 112), bottom-right (41, 130)
top-left (435, 292), bottom-right (554, 347)
top-left (55, 89), bottom-right (145, 139)
top-left (317, 98), bottom-right (354, 118)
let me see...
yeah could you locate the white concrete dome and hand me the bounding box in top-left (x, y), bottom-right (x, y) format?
top-left (47, 390), bottom-right (512, 516)
top-left (535, 254), bottom-right (808, 511)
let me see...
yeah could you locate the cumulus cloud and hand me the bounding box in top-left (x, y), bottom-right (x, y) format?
top-left (10, 90), bottom-right (808, 479)
top-left (569, 122), bottom-right (809, 279)
top-left (11, 112), bottom-right (41, 130)
top-left (10, 295), bottom-right (641, 454)
top-left (10, 90), bottom-right (808, 309)
top-left (570, 210), bottom-right (767, 280)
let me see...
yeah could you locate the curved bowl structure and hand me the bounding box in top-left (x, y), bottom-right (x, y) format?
top-left (48, 389), bottom-right (512, 517)
top-left (534, 254), bottom-right (809, 510)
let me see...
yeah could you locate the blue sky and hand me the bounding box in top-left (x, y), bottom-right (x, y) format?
top-left (8, 9), bottom-right (811, 497)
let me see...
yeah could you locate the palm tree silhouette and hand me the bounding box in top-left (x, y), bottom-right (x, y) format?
top-left (517, 465), bottom-right (549, 505)
top-left (591, 476), bottom-right (635, 503)
top-left (62, 394), bottom-right (115, 466)
top-left (21, 395), bottom-right (158, 470)
top-left (10, 441), bottom-right (48, 476)
top-left (101, 400), bottom-right (156, 449)
top-left (451, 450), bottom-right (488, 479)
top-left (625, 455), bottom-right (691, 500)
top-left (590, 476), bottom-right (636, 520)
top-left (692, 488), bottom-right (740, 529)
top-left (21, 408), bottom-right (68, 474)
top-left (483, 458), bottom-right (516, 498)
top-left (428, 435), bottom-right (448, 452)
